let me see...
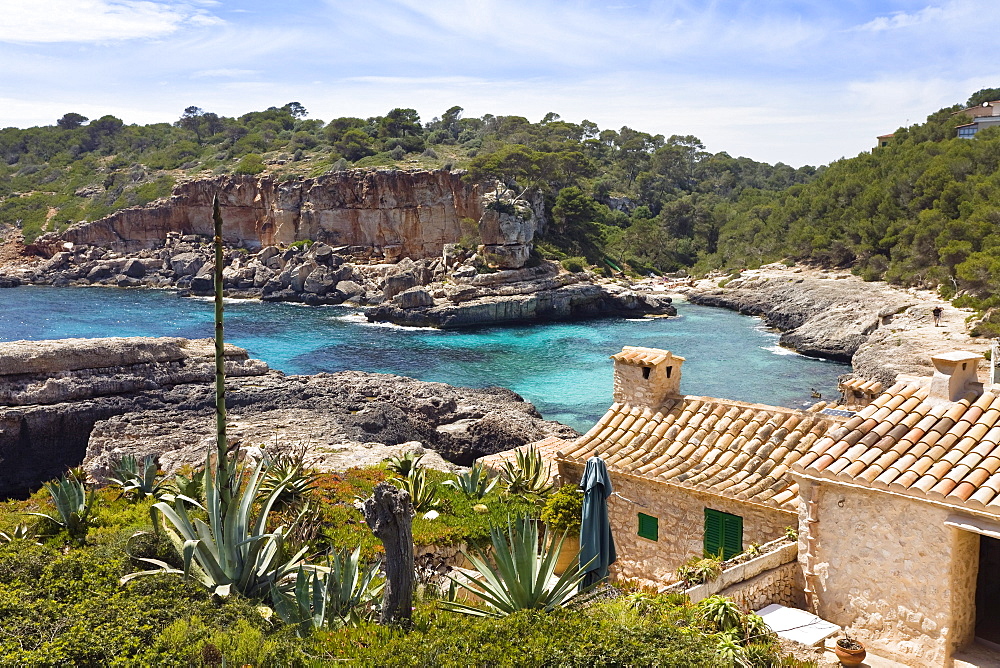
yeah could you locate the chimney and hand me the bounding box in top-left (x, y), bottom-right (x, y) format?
top-left (610, 346), bottom-right (684, 408)
top-left (928, 351), bottom-right (983, 404)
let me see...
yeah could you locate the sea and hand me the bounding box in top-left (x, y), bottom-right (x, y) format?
top-left (0, 286), bottom-right (847, 433)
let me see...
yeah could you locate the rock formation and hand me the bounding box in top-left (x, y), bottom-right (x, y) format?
top-left (685, 265), bottom-right (990, 386)
top-left (0, 337), bottom-right (577, 497)
top-left (367, 262), bottom-right (677, 327)
top-left (29, 170), bottom-right (486, 260)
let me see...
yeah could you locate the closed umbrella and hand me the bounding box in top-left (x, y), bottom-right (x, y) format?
top-left (579, 455), bottom-right (616, 589)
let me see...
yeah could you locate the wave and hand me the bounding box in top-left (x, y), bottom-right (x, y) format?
top-left (330, 313), bottom-right (430, 331)
top-left (762, 344), bottom-right (800, 357)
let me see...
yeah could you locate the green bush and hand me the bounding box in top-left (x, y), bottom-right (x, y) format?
top-left (234, 153), bottom-right (266, 175)
top-left (541, 485), bottom-right (583, 533)
top-left (561, 256), bottom-right (587, 273)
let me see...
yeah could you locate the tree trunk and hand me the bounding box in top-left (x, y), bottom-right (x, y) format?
top-left (361, 482), bottom-right (414, 626)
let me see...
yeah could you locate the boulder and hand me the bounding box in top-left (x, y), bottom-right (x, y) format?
top-left (170, 252), bottom-right (205, 276)
top-left (393, 288), bottom-right (435, 309)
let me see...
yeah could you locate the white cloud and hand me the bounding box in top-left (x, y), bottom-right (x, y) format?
top-left (853, 2), bottom-right (972, 33)
top-left (0, 0), bottom-right (223, 44)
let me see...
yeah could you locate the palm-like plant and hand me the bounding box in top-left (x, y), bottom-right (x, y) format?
top-left (259, 450), bottom-right (318, 507)
top-left (272, 546), bottom-right (383, 636)
top-left (26, 473), bottom-right (95, 545)
top-left (390, 467), bottom-right (441, 512)
top-left (110, 454), bottom-right (172, 501)
top-left (498, 446), bottom-right (554, 496)
top-left (384, 451), bottom-right (424, 477)
top-left (442, 462), bottom-right (497, 499)
top-left (442, 516), bottom-right (590, 618)
top-left (121, 451), bottom-right (308, 599)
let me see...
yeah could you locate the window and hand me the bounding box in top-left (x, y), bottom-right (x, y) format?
top-left (704, 508), bottom-right (742, 559)
top-left (642, 366), bottom-right (651, 380)
top-left (637, 513), bottom-right (658, 541)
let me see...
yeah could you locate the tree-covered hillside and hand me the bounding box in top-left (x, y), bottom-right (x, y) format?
top-left (0, 103), bottom-right (813, 262)
top-left (4, 92), bottom-right (1000, 302)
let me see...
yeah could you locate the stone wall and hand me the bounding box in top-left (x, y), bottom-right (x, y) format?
top-left (717, 560), bottom-right (804, 611)
top-left (559, 461), bottom-right (797, 588)
top-left (663, 538), bottom-right (804, 611)
top-left (798, 479), bottom-right (979, 667)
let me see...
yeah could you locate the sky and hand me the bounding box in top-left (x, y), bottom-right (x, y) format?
top-left (2, 0), bottom-right (999, 167)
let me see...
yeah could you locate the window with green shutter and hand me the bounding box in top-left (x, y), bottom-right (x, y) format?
top-left (704, 508), bottom-right (742, 559)
top-left (637, 513), bottom-right (658, 541)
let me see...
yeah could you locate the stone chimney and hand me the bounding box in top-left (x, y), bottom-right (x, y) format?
top-left (610, 346), bottom-right (684, 408)
top-left (928, 351), bottom-right (983, 404)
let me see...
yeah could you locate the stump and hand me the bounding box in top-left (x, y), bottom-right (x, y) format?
top-left (362, 482), bottom-right (415, 625)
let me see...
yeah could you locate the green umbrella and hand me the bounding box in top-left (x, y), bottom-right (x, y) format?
top-left (579, 455), bottom-right (617, 589)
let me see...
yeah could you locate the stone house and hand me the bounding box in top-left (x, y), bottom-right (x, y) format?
top-left (792, 350), bottom-right (1000, 666)
top-left (487, 345), bottom-right (839, 587)
top-left (483, 344), bottom-right (1000, 666)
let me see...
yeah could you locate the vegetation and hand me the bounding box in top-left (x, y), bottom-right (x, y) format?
top-left (0, 461), bottom-right (815, 665)
top-left (442, 516), bottom-right (588, 618)
top-left (8, 90), bottom-right (1000, 310)
top-left (541, 484), bottom-right (584, 533)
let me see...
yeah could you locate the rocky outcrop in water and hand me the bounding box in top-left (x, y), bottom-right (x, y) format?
top-left (366, 262), bottom-right (676, 327)
top-left (0, 337), bottom-right (576, 497)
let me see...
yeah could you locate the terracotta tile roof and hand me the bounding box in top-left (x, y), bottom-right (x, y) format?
top-left (555, 396), bottom-right (838, 511)
top-left (794, 380), bottom-right (1000, 513)
top-left (610, 346), bottom-right (684, 367)
top-left (840, 377), bottom-right (883, 394)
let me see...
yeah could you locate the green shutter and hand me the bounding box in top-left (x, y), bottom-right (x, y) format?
top-left (637, 513), bottom-right (658, 541)
top-left (722, 513), bottom-right (743, 559)
top-left (704, 508), bottom-right (743, 559)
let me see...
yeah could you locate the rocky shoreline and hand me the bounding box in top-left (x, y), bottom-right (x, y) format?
top-left (679, 263), bottom-right (991, 386)
top-left (0, 337), bottom-right (577, 498)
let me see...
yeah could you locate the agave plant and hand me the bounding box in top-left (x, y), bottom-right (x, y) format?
top-left (442, 462), bottom-right (497, 499)
top-left (498, 446), bottom-right (554, 496)
top-left (25, 473), bottom-right (95, 545)
top-left (168, 468), bottom-right (206, 502)
top-left (121, 450), bottom-right (308, 599)
top-left (384, 451), bottom-right (424, 477)
top-left (0, 524), bottom-right (38, 544)
top-left (110, 454), bottom-right (172, 501)
top-left (390, 467), bottom-right (441, 513)
top-left (442, 516), bottom-right (590, 618)
top-left (272, 546), bottom-right (383, 636)
top-left (259, 450), bottom-right (319, 507)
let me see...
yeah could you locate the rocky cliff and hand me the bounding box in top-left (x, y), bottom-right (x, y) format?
top-left (0, 337), bottom-right (576, 497)
top-left (685, 265), bottom-right (989, 386)
top-left (31, 170), bottom-right (489, 261)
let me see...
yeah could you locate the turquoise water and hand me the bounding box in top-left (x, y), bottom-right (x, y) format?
top-left (0, 286), bottom-right (846, 432)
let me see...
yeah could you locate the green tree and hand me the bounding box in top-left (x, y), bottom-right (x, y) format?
top-left (56, 113), bottom-right (88, 130)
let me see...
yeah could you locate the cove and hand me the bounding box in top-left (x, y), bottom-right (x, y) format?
top-left (1, 286), bottom-right (847, 432)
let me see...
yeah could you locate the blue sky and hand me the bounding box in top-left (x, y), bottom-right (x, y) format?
top-left (2, 0), bottom-right (999, 167)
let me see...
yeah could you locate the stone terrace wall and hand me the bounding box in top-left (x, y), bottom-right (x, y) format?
top-left (559, 460), bottom-right (797, 588)
top-left (664, 539), bottom-right (804, 611)
top-left (799, 479), bottom-right (979, 667)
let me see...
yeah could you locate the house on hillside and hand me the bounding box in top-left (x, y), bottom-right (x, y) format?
top-left (482, 344), bottom-right (1000, 666)
top-left (954, 100), bottom-right (1000, 138)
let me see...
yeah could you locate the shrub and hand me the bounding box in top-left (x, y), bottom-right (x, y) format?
top-left (675, 555), bottom-right (723, 586)
top-left (561, 256), bottom-right (587, 273)
top-left (540, 485), bottom-right (583, 534)
top-left (234, 153), bottom-right (266, 175)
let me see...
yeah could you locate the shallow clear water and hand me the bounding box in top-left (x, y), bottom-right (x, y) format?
top-left (0, 286), bottom-right (846, 432)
